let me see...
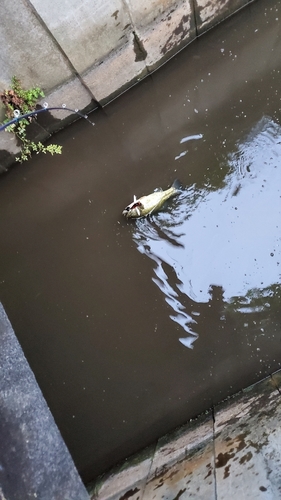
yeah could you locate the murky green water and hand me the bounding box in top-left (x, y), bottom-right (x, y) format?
top-left (0, 0), bottom-right (280, 482)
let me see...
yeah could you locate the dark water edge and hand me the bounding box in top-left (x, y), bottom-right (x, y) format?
top-left (0, 0), bottom-right (281, 482)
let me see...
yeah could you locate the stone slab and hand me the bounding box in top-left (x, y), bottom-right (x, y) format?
top-left (90, 373), bottom-right (281, 499)
top-left (0, 132), bottom-right (21, 173)
top-left (271, 370), bottom-right (281, 391)
top-left (30, 0), bottom-right (132, 75)
top-left (37, 77), bottom-right (95, 134)
top-left (0, 303), bottom-right (89, 500)
top-left (143, 413), bottom-right (215, 499)
top-left (214, 377), bottom-right (281, 499)
top-left (89, 413), bottom-right (215, 500)
top-left (83, 38), bottom-right (148, 105)
top-left (128, 0), bottom-right (196, 71)
top-left (0, 0), bottom-right (73, 91)
top-left (147, 413), bottom-right (213, 479)
top-left (194, 0), bottom-right (250, 35)
top-left (143, 441), bottom-right (215, 499)
top-left (89, 447), bottom-right (154, 500)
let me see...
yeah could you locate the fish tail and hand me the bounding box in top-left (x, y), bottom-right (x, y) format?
top-left (172, 179), bottom-right (184, 191)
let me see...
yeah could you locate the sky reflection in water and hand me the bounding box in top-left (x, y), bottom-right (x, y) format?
top-left (132, 116), bottom-right (281, 348)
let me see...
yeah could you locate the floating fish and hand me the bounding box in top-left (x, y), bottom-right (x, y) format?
top-left (122, 179), bottom-right (182, 219)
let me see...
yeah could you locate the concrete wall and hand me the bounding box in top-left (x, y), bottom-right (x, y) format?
top-left (0, 303), bottom-right (89, 499)
top-left (0, 0), bottom-right (254, 170)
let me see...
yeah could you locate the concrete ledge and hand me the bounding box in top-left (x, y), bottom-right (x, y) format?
top-left (0, 0), bottom-right (73, 92)
top-left (129, 0), bottom-right (196, 72)
top-left (0, 304), bottom-right (89, 500)
top-left (195, 0), bottom-right (250, 35)
top-left (213, 375), bottom-right (281, 498)
top-left (83, 36), bottom-right (148, 105)
top-left (30, 0), bottom-right (133, 76)
top-left (0, 133), bottom-right (21, 173)
top-left (37, 78), bottom-right (96, 133)
top-left (0, 0), bottom-right (255, 169)
top-left (88, 373), bottom-right (281, 499)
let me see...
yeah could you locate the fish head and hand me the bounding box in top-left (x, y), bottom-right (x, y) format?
top-left (122, 197), bottom-right (144, 218)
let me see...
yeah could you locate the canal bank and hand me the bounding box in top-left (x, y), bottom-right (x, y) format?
top-left (88, 371), bottom-right (281, 499)
top-left (0, 0), bottom-right (255, 170)
top-left (0, 0), bottom-right (280, 488)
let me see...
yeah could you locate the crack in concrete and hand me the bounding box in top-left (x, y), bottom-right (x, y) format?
top-left (211, 406), bottom-right (218, 500)
top-left (139, 441), bottom-right (158, 500)
top-left (190, 0), bottom-right (199, 37)
top-left (24, 0), bottom-right (99, 105)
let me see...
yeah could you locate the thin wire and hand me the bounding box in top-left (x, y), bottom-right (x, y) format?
top-left (0, 107), bottom-right (95, 131)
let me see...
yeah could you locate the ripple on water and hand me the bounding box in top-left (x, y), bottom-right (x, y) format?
top-left (131, 116), bottom-right (281, 348)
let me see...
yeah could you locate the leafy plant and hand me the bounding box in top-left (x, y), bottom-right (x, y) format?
top-left (0, 76), bottom-right (62, 163)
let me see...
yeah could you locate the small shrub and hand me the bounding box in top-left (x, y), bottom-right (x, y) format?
top-left (0, 76), bottom-right (62, 163)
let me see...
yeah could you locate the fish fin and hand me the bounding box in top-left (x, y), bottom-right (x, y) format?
top-left (154, 187), bottom-right (163, 192)
top-left (133, 195), bottom-right (137, 202)
top-left (172, 179), bottom-right (184, 191)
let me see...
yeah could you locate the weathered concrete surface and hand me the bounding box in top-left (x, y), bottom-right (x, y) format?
top-left (143, 413), bottom-right (215, 499)
top-left (36, 78), bottom-right (97, 134)
top-left (214, 377), bottom-right (281, 499)
top-left (0, 133), bottom-right (21, 173)
top-left (127, 0), bottom-right (196, 72)
top-left (0, 0), bottom-right (252, 167)
top-left (0, 0), bottom-right (253, 163)
top-left (90, 449), bottom-right (154, 500)
top-left (0, 303), bottom-right (89, 500)
top-left (0, 0), bottom-right (73, 92)
top-left (195, 0), bottom-right (251, 35)
top-left (83, 37), bottom-right (148, 104)
top-left (271, 369), bottom-right (281, 389)
top-left (31, 0), bottom-right (132, 76)
top-left (88, 413), bottom-right (215, 499)
top-left (89, 373), bottom-right (281, 499)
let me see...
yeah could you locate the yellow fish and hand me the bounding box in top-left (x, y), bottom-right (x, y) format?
top-left (122, 180), bottom-right (182, 219)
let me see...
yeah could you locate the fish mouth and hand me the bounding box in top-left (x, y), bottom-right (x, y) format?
top-left (122, 199), bottom-right (144, 218)
top-left (122, 205), bottom-right (142, 218)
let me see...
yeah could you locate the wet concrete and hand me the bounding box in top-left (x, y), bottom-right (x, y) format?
top-left (0, 0), bottom-right (280, 483)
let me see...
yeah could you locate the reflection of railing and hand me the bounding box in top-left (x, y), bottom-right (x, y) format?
top-left (0, 106), bottom-right (95, 131)
top-left (146, 249), bottom-right (199, 349)
top-left (132, 214), bottom-right (200, 349)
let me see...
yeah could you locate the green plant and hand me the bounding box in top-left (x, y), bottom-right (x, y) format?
top-left (0, 76), bottom-right (62, 163)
